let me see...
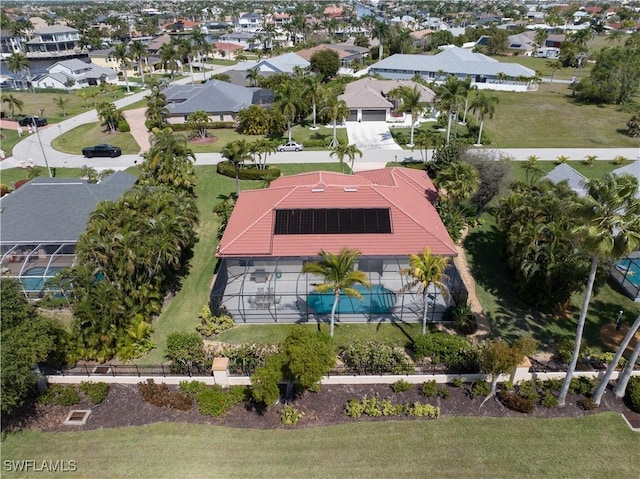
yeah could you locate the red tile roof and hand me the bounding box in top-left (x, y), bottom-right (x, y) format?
top-left (217, 168), bottom-right (457, 258)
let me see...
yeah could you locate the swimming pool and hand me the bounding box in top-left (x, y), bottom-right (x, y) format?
top-left (616, 259), bottom-right (640, 287)
top-left (307, 284), bottom-right (395, 314)
top-left (20, 266), bottom-right (64, 292)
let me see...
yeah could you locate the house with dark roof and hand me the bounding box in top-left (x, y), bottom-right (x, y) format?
top-left (369, 46), bottom-right (537, 92)
top-left (0, 172), bottom-right (137, 298)
top-left (163, 80), bottom-right (273, 122)
top-left (210, 168), bottom-right (467, 324)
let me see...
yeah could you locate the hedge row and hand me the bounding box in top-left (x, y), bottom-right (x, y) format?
top-left (216, 161), bottom-right (281, 181)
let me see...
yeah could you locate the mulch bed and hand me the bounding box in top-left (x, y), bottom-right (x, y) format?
top-left (7, 383), bottom-right (637, 433)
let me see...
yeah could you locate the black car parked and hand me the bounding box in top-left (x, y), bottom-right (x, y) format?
top-left (18, 116), bottom-right (48, 127)
top-left (82, 144), bottom-right (122, 158)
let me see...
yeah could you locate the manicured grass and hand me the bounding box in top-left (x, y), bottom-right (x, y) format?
top-left (1, 414), bottom-right (637, 478)
top-left (0, 128), bottom-right (21, 157)
top-left (0, 167), bottom-right (85, 188)
top-left (496, 55), bottom-right (590, 82)
top-left (51, 123), bottom-right (141, 155)
top-left (480, 83), bottom-right (638, 148)
top-left (142, 163), bottom-right (345, 364)
top-left (509, 159), bottom-right (631, 183)
top-left (205, 59), bottom-right (238, 66)
top-left (186, 129), bottom-right (263, 153)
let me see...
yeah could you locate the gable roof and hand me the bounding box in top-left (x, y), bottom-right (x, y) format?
top-left (217, 168), bottom-right (456, 258)
top-left (339, 77), bottom-right (435, 109)
top-left (613, 160), bottom-right (640, 198)
top-left (543, 163), bottom-right (588, 197)
top-left (295, 45), bottom-right (352, 61)
top-left (33, 24), bottom-right (78, 34)
top-left (370, 46), bottom-right (535, 78)
top-left (0, 172), bottom-right (137, 244)
top-left (164, 80), bottom-right (272, 115)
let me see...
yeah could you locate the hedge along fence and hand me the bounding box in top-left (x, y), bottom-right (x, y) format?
top-left (216, 161), bottom-right (282, 181)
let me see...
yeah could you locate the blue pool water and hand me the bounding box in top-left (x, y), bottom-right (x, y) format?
top-left (616, 259), bottom-right (640, 287)
top-left (307, 284), bottom-right (395, 314)
top-left (20, 266), bottom-right (64, 292)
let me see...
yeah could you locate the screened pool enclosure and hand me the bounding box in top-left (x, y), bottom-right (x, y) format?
top-left (211, 257), bottom-right (468, 324)
top-left (611, 252), bottom-right (640, 302)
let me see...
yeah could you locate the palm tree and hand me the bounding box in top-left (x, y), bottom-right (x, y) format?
top-left (53, 96), bottom-right (69, 116)
top-left (302, 249), bottom-right (370, 337)
top-left (112, 43), bottom-right (131, 93)
top-left (388, 85), bottom-right (428, 146)
top-left (371, 21), bottom-right (390, 60)
top-left (330, 142), bottom-right (349, 173)
top-left (144, 89), bottom-right (169, 127)
top-left (159, 43), bottom-right (179, 81)
top-left (221, 139), bottom-right (252, 195)
top-left (7, 52), bottom-right (30, 76)
top-left (128, 40), bottom-right (149, 86)
top-left (400, 247), bottom-right (450, 335)
top-left (178, 38), bottom-right (196, 85)
top-left (1, 94), bottom-right (24, 118)
top-left (274, 81), bottom-right (302, 142)
top-left (557, 173), bottom-right (640, 406)
top-left (613, 335), bottom-right (640, 399)
top-left (437, 162), bottom-right (480, 206)
top-left (470, 92), bottom-right (499, 145)
top-left (345, 144), bottom-right (363, 174)
top-left (302, 74), bottom-right (324, 129)
top-left (321, 97), bottom-right (349, 148)
top-left (96, 102), bottom-right (120, 132)
top-left (245, 67), bottom-right (260, 87)
top-left (546, 59), bottom-right (562, 83)
top-left (435, 76), bottom-right (468, 145)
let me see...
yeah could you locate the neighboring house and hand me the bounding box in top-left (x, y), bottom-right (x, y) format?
top-left (506, 31), bottom-right (536, 55)
top-left (32, 58), bottom-right (118, 89)
top-left (545, 34), bottom-right (565, 48)
top-left (212, 42), bottom-right (244, 58)
top-left (543, 163), bottom-right (588, 197)
top-left (236, 13), bottom-right (264, 33)
top-left (0, 29), bottom-right (25, 57)
top-left (0, 172), bottom-right (137, 299)
top-left (25, 25), bottom-right (81, 57)
top-left (233, 52), bottom-right (310, 74)
top-left (163, 79), bottom-right (273, 122)
top-left (218, 32), bottom-right (260, 51)
top-left (295, 45), bottom-right (368, 67)
top-left (90, 48), bottom-right (159, 78)
top-left (369, 46), bottom-right (536, 92)
top-left (269, 13), bottom-right (292, 28)
top-left (339, 77), bottom-right (435, 122)
top-left (147, 34), bottom-right (172, 54)
top-left (201, 21), bottom-right (233, 35)
top-left (211, 168), bottom-right (466, 324)
top-left (610, 160), bottom-right (640, 302)
top-left (161, 19), bottom-right (200, 33)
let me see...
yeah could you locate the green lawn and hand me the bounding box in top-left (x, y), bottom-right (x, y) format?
top-left (51, 123), bottom-right (141, 155)
top-left (0, 128), bottom-right (21, 157)
top-left (496, 55), bottom-right (591, 82)
top-left (205, 58), bottom-right (238, 66)
top-left (141, 163), bottom-right (345, 364)
top-left (509, 159), bottom-right (634, 183)
top-left (1, 414), bottom-right (637, 478)
top-left (1, 167), bottom-right (85, 189)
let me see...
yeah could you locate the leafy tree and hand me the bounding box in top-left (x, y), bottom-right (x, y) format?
top-left (486, 28), bottom-right (508, 55)
top-left (166, 332), bottom-right (205, 372)
top-left (144, 89), bottom-right (169, 129)
top-left (302, 249), bottom-right (370, 337)
top-left (435, 76), bottom-right (469, 145)
top-left (237, 104), bottom-right (269, 135)
top-left (309, 49), bottom-right (340, 81)
top-left (186, 111), bottom-right (211, 139)
top-left (213, 192), bottom-right (237, 239)
top-left (436, 161), bottom-right (480, 206)
top-left (159, 43), bottom-right (179, 81)
top-left (281, 327), bottom-right (336, 391)
top-left (96, 101), bottom-right (122, 132)
top-left (558, 174), bottom-right (640, 406)
top-left (470, 92), bottom-right (499, 145)
top-left (1, 280), bottom-right (66, 419)
top-left (522, 155), bottom-right (543, 184)
top-left (141, 128), bottom-right (197, 195)
top-left (1, 93), bottom-right (24, 118)
top-left (400, 248), bottom-right (450, 335)
top-left (251, 354), bottom-right (283, 406)
top-left (177, 38), bottom-right (196, 85)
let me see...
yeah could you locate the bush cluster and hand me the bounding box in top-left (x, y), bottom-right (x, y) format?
top-left (391, 379), bottom-right (413, 393)
top-left (79, 382), bottom-right (109, 405)
top-left (341, 341), bottom-right (413, 375)
top-left (138, 379), bottom-right (193, 410)
top-left (178, 380), bottom-right (209, 398)
top-left (498, 390), bottom-right (536, 413)
top-left (222, 343), bottom-right (278, 374)
top-left (196, 304), bottom-right (234, 338)
top-left (421, 380), bottom-right (449, 398)
top-left (168, 122), bottom-right (235, 132)
top-left (166, 332), bottom-right (206, 373)
top-left (578, 398), bottom-right (599, 411)
top-left (117, 119), bottom-right (130, 133)
top-left (38, 384), bottom-right (81, 406)
top-left (471, 381), bottom-right (491, 398)
top-left (569, 376), bottom-right (597, 396)
top-left (280, 405), bottom-right (305, 425)
top-left (216, 161), bottom-right (282, 181)
top-left (412, 332), bottom-right (479, 372)
top-left (195, 385), bottom-right (247, 417)
top-left (345, 396), bottom-right (440, 419)
top-left (626, 377), bottom-right (640, 413)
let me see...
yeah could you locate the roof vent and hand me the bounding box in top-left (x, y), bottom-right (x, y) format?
top-left (311, 188), bottom-right (325, 193)
top-left (344, 187), bottom-right (358, 192)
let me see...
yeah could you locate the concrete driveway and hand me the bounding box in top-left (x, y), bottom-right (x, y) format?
top-left (346, 121), bottom-right (403, 151)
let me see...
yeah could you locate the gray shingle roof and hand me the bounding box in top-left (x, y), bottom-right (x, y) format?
top-left (370, 47), bottom-right (535, 78)
top-left (340, 77), bottom-right (435, 109)
top-left (33, 24), bottom-right (79, 34)
top-left (543, 163), bottom-right (588, 197)
top-left (0, 172), bottom-right (137, 244)
top-left (165, 80), bottom-right (272, 115)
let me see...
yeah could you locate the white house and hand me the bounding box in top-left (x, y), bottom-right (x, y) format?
top-left (32, 59), bottom-right (117, 90)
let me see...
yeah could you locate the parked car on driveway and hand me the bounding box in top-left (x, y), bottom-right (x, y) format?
top-left (18, 116), bottom-right (47, 127)
top-left (277, 141), bottom-right (304, 152)
top-left (82, 144), bottom-right (122, 158)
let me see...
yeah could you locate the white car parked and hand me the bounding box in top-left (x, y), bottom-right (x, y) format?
top-left (277, 141), bottom-right (304, 152)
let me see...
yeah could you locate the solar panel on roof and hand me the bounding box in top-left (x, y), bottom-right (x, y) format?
top-left (274, 208), bottom-right (391, 235)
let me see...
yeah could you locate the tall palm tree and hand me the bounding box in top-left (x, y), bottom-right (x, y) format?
top-left (435, 75), bottom-right (469, 145)
top-left (470, 92), bottom-right (499, 145)
top-left (221, 139), bottom-right (252, 195)
top-left (371, 20), bottom-right (390, 60)
top-left (53, 96), bottom-right (69, 116)
top-left (345, 143), bottom-right (363, 174)
top-left (400, 247), bottom-right (450, 335)
top-left (321, 97), bottom-right (349, 148)
top-left (388, 85), bottom-right (428, 146)
top-left (245, 67), bottom-right (260, 87)
top-left (302, 74), bottom-right (324, 129)
top-left (330, 142), bottom-right (349, 173)
top-left (112, 43), bottom-right (132, 93)
top-left (7, 52), bottom-right (30, 76)
top-left (178, 38), bottom-right (196, 85)
top-left (159, 43), bottom-right (179, 81)
top-left (128, 40), bottom-right (148, 86)
top-left (436, 161), bottom-right (480, 206)
top-left (557, 173), bottom-right (640, 406)
top-left (274, 81), bottom-right (302, 142)
top-left (1, 94), bottom-right (24, 118)
top-left (302, 249), bottom-right (370, 337)
top-left (613, 335), bottom-right (640, 399)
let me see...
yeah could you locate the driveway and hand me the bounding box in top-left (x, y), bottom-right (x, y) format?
top-left (346, 121), bottom-right (402, 151)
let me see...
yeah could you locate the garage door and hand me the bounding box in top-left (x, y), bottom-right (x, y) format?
top-left (361, 109), bottom-right (386, 121)
top-left (347, 110), bottom-right (358, 122)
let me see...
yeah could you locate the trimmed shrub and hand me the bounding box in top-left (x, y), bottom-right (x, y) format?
top-left (451, 377), bottom-right (464, 388)
top-left (541, 392), bottom-right (559, 408)
top-left (499, 391), bottom-right (536, 413)
top-left (79, 382), bottom-right (109, 404)
top-left (196, 385), bottom-right (245, 417)
top-left (39, 384), bottom-right (81, 406)
top-left (341, 341), bottom-right (413, 375)
top-left (138, 379), bottom-right (193, 410)
top-left (406, 402), bottom-right (441, 418)
top-left (166, 332), bottom-right (205, 373)
top-left (626, 376), bottom-right (640, 413)
top-left (412, 332), bottom-right (479, 372)
top-left (179, 380), bottom-right (209, 398)
top-left (557, 336), bottom-right (584, 364)
top-left (391, 379), bottom-right (413, 393)
top-left (117, 119), bottom-right (130, 132)
top-left (471, 381), bottom-right (491, 399)
top-left (196, 304), bottom-right (234, 338)
top-left (421, 380), bottom-right (439, 397)
top-left (569, 376), bottom-right (597, 396)
top-left (578, 398), bottom-right (599, 411)
top-left (216, 161), bottom-right (281, 181)
top-left (541, 378), bottom-right (563, 393)
top-left (345, 397), bottom-right (440, 419)
top-left (517, 380), bottom-right (540, 402)
top-left (168, 121), bottom-right (235, 132)
top-left (280, 405), bottom-right (304, 425)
